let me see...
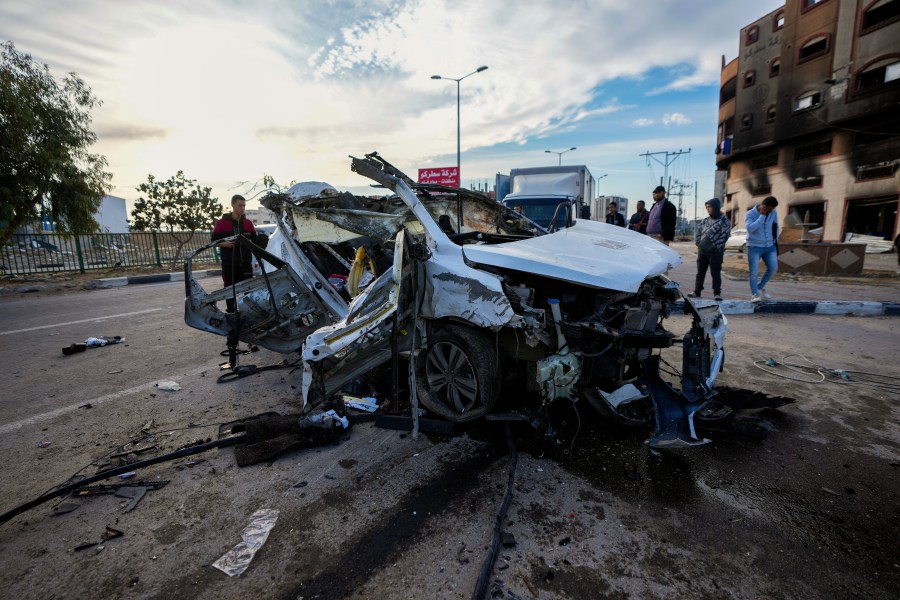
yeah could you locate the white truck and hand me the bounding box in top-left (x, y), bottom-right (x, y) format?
top-left (496, 165), bottom-right (596, 230)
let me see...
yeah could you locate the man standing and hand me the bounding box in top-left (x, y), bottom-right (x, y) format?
top-left (745, 196), bottom-right (779, 303)
top-left (628, 200), bottom-right (649, 234)
top-left (212, 194), bottom-right (257, 312)
top-left (646, 185), bottom-right (676, 245)
top-left (605, 201), bottom-right (626, 227)
top-left (688, 198), bottom-right (730, 301)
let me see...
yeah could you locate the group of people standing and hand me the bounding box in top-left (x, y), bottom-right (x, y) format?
top-left (605, 186), bottom-right (780, 304)
top-left (605, 185), bottom-right (677, 245)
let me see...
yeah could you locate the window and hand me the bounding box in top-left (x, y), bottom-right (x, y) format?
top-left (798, 35), bottom-right (830, 63)
top-left (744, 70), bottom-right (756, 87)
top-left (774, 11), bottom-right (785, 30)
top-left (795, 175), bottom-right (823, 189)
top-left (856, 163), bottom-right (897, 180)
top-left (740, 114), bottom-right (753, 130)
top-left (795, 139), bottom-right (833, 160)
top-left (720, 76), bottom-right (737, 104)
top-left (794, 91), bottom-right (822, 111)
top-left (752, 182), bottom-right (773, 196)
top-left (751, 153), bottom-right (779, 170)
top-left (861, 0), bottom-right (900, 32)
top-left (746, 25), bottom-right (760, 45)
top-left (770, 58), bottom-right (781, 77)
top-left (766, 105), bottom-right (777, 123)
top-left (801, 0), bottom-right (828, 13)
top-left (856, 57), bottom-right (900, 92)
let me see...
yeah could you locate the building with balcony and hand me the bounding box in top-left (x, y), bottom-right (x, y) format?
top-left (716, 0), bottom-right (900, 242)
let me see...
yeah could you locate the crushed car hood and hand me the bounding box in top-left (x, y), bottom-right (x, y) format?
top-left (461, 219), bottom-right (683, 292)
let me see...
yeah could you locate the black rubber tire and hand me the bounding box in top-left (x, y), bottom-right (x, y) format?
top-left (417, 324), bottom-right (500, 423)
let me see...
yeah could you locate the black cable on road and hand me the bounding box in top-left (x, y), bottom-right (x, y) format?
top-left (0, 436), bottom-right (244, 527)
top-left (472, 422), bottom-right (518, 600)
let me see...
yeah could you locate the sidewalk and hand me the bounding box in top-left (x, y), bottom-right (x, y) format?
top-left (668, 242), bottom-right (900, 315)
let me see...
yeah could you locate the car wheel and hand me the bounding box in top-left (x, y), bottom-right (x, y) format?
top-left (417, 324), bottom-right (499, 423)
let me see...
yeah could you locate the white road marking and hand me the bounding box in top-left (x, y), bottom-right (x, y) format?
top-left (0, 363), bottom-right (210, 434)
top-left (0, 308), bottom-right (162, 336)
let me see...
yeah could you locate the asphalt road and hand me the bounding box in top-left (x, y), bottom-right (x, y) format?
top-left (0, 283), bottom-right (898, 599)
top-left (0, 281), bottom-right (221, 427)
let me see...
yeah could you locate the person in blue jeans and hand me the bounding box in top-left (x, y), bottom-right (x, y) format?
top-left (745, 196), bottom-right (779, 303)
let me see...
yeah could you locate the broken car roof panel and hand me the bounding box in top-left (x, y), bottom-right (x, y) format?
top-left (461, 219), bottom-right (683, 293)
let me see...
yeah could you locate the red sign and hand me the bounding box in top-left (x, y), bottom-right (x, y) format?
top-left (418, 166), bottom-right (459, 188)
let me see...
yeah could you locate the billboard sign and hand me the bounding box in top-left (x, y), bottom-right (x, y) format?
top-left (418, 166), bottom-right (459, 188)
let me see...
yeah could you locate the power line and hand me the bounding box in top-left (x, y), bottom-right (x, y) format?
top-left (639, 148), bottom-right (691, 190)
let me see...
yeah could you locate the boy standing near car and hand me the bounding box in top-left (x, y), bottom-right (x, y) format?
top-left (688, 198), bottom-right (730, 301)
top-left (605, 201), bottom-right (626, 227)
top-left (212, 194), bottom-right (256, 312)
top-left (745, 196), bottom-right (779, 303)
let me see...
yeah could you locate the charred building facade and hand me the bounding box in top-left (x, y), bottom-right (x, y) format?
top-left (716, 0), bottom-right (900, 241)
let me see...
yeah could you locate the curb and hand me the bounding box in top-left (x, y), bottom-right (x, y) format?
top-left (91, 269), bottom-right (221, 288)
top-left (86, 272), bottom-right (898, 316)
top-left (677, 300), bottom-right (900, 316)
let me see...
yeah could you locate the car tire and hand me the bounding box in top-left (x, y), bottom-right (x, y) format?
top-left (417, 324), bottom-right (499, 423)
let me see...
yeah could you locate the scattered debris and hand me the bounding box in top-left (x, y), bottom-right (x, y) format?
top-left (72, 527), bottom-right (124, 552)
top-left (62, 336), bottom-right (124, 355)
top-left (103, 526), bottom-right (124, 540)
top-left (79, 403), bottom-right (92, 409)
top-left (73, 541), bottom-right (99, 552)
top-left (155, 381), bottom-right (181, 391)
top-left (141, 420), bottom-right (154, 432)
top-left (107, 369), bottom-right (123, 374)
top-left (52, 501), bottom-right (81, 515)
top-left (821, 487), bottom-right (841, 497)
top-left (500, 532), bottom-right (516, 548)
top-left (293, 481), bottom-right (308, 488)
top-left (212, 509), bottom-right (279, 577)
top-left (558, 536), bottom-right (571, 546)
top-left (115, 487), bottom-right (147, 512)
top-left (118, 472), bottom-right (136, 480)
top-left (35, 441), bottom-right (51, 448)
top-left (342, 395), bottom-right (380, 413)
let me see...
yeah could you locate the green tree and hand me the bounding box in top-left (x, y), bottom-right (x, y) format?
top-left (0, 41), bottom-right (112, 246)
top-left (130, 171), bottom-right (223, 269)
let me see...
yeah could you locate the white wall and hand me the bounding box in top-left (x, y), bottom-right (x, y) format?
top-left (94, 195), bottom-right (129, 232)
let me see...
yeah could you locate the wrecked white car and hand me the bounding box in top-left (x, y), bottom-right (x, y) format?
top-left (185, 153), bottom-right (728, 448)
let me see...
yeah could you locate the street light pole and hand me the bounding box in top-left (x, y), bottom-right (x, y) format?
top-left (431, 66), bottom-right (489, 233)
top-left (545, 147), bottom-right (577, 166)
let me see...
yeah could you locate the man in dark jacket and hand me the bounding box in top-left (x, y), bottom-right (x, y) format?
top-left (605, 201), bottom-right (626, 227)
top-left (628, 200), bottom-right (649, 234)
top-left (646, 185), bottom-right (677, 245)
top-left (688, 198), bottom-right (730, 301)
top-left (211, 194), bottom-right (257, 312)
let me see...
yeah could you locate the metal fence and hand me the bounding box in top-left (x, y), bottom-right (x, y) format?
top-left (1, 231), bottom-right (220, 275)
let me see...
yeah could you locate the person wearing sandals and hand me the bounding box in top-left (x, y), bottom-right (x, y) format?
top-left (688, 198), bottom-right (730, 302)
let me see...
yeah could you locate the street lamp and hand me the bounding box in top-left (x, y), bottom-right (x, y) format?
top-left (431, 66), bottom-right (489, 233)
top-left (545, 147), bottom-right (577, 166)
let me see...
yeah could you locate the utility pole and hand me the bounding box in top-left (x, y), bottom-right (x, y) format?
top-left (640, 148), bottom-right (691, 191)
top-left (693, 181), bottom-right (698, 231)
top-left (671, 180), bottom-right (693, 235)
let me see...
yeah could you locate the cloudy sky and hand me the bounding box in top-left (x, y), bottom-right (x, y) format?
top-left (2, 0), bottom-right (783, 219)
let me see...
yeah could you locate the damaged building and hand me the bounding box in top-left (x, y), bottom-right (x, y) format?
top-left (716, 0), bottom-right (900, 242)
